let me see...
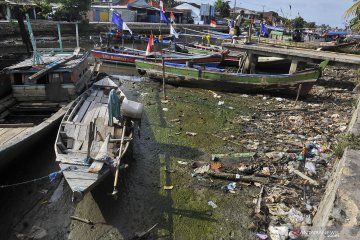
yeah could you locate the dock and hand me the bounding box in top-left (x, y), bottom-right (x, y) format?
top-left (222, 43), bottom-right (360, 72)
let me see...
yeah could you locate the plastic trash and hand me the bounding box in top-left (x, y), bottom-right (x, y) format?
top-left (305, 162), bottom-right (316, 174)
top-left (289, 229), bottom-right (301, 239)
top-left (218, 101), bottom-right (224, 106)
top-left (288, 207), bottom-right (304, 224)
top-left (223, 182), bottom-right (236, 192)
top-left (268, 225), bottom-right (289, 240)
top-left (256, 233), bottom-right (268, 239)
top-left (208, 200), bottom-right (218, 208)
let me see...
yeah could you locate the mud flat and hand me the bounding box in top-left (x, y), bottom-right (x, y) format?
top-left (0, 65), bottom-right (357, 239)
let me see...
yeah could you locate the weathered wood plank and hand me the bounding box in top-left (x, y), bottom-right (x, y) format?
top-left (73, 100), bottom-right (91, 123)
top-left (77, 125), bottom-right (88, 141)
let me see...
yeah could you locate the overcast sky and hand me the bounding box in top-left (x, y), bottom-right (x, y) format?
top-left (183, 0), bottom-right (356, 28)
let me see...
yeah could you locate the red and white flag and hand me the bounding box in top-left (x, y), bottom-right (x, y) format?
top-left (146, 33), bottom-right (154, 56)
top-left (210, 20), bottom-right (217, 27)
top-left (159, 0), bottom-right (165, 12)
top-left (170, 11), bottom-right (176, 24)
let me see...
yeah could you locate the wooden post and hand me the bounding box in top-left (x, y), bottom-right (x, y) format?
top-left (294, 84), bottom-right (302, 106)
top-left (289, 59), bottom-right (298, 74)
top-left (75, 22), bottom-right (79, 48)
top-left (162, 56), bottom-right (166, 100)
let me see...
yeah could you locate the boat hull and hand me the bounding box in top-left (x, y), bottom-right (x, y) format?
top-left (0, 105), bottom-right (66, 169)
top-left (135, 60), bottom-right (321, 97)
top-left (91, 50), bottom-right (222, 65)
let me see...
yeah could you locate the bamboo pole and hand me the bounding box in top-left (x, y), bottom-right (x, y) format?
top-left (112, 120), bottom-right (127, 195)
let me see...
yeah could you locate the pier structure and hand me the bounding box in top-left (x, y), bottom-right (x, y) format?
top-left (222, 43), bottom-right (360, 73)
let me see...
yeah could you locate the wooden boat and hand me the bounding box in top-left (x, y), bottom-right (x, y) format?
top-left (91, 47), bottom-right (223, 65)
top-left (0, 49), bottom-right (100, 169)
top-left (135, 60), bottom-right (329, 97)
top-left (174, 43), bottom-right (291, 69)
top-left (55, 77), bottom-right (143, 200)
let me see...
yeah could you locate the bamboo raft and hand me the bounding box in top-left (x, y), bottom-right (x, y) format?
top-left (55, 77), bottom-right (143, 200)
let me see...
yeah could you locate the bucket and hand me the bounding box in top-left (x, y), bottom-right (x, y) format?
top-left (121, 99), bottom-right (144, 119)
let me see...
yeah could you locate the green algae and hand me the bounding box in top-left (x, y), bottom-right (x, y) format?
top-left (139, 84), bottom-right (262, 239)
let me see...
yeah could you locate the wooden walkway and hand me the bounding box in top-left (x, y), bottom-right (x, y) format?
top-left (222, 43), bottom-right (360, 68)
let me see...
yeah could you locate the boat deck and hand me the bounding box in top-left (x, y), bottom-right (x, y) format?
top-left (56, 84), bottom-right (127, 196)
top-left (0, 127), bottom-right (33, 146)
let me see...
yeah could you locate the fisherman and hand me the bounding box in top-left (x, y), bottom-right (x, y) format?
top-left (234, 10), bottom-right (244, 36)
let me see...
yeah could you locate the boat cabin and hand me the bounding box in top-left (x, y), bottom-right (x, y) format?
top-left (5, 53), bottom-right (90, 102)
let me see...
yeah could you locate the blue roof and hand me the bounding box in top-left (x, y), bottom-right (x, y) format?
top-left (326, 32), bottom-right (347, 36)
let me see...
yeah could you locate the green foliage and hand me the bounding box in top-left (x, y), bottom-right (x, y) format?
top-left (304, 21), bottom-right (316, 28)
top-left (333, 134), bottom-right (360, 158)
top-left (214, 0), bottom-right (231, 18)
top-left (33, 0), bottom-right (52, 17)
top-left (345, 1), bottom-right (360, 31)
top-left (47, 0), bottom-right (91, 21)
top-left (291, 16), bottom-right (305, 29)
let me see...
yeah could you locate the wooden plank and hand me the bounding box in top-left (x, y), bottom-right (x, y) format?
top-left (0, 128), bottom-right (25, 145)
top-left (92, 103), bottom-right (102, 120)
top-left (73, 140), bottom-right (83, 151)
top-left (101, 97), bottom-right (108, 104)
top-left (98, 104), bottom-right (107, 118)
top-left (73, 100), bottom-right (91, 123)
top-left (82, 101), bottom-right (97, 124)
top-left (73, 125), bottom-right (81, 141)
top-left (0, 128), bottom-right (8, 136)
top-left (96, 90), bottom-right (104, 98)
top-left (77, 125), bottom-right (88, 141)
top-left (0, 123), bottom-right (34, 128)
top-left (64, 124), bottom-right (76, 139)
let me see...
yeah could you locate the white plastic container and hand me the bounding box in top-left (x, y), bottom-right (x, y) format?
top-left (121, 99), bottom-right (144, 119)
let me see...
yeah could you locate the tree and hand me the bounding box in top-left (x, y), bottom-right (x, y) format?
top-left (42, 0), bottom-right (91, 21)
top-left (214, 0), bottom-right (231, 18)
top-left (291, 16), bottom-right (305, 29)
top-left (345, 0), bottom-right (360, 31)
top-left (304, 22), bottom-right (316, 29)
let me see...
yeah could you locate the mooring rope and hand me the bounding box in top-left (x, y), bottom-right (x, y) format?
top-left (0, 166), bottom-right (77, 189)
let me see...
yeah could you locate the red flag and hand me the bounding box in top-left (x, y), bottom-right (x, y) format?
top-left (170, 11), bottom-right (176, 23)
top-left (210, 20), bottom-right (217, 27)
top-left (146, 33), bottom-right (154, 56)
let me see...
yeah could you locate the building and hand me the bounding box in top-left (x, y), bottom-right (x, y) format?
top-left (174, 2), bottom-right (214, 24)
top-left (232, 7), bottom-right (259, 20)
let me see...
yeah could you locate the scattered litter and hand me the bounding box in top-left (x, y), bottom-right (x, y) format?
top-left (177, 161), bottom-right (188, 165)
top-left (186, 132), bottom-right (197, 136)
top-left (170, 118), bottom-right (181, 123)
top-left (267, 203), bottom-right (290, 216)
top-left (218, 101), bottom-right (224, 106)
top-left (228, 106), bottom-right (234, 110)
top-left (275, 97), bottom-right (284, 102)
top-left (210, 162), bottom-right (222, 171)
top-left (208, 200), bottom-right (218, 208)
top-left (268, 225), bottom-right (289, 240)
top-left (162, 108), bottom-right (168, 111)
top-left (163, 185), bottom-right (174, 190)
top-left (289, 229), bottom-right (301, 239)
top-left (256, 233), bottom-right (268, 239)
top-left (222, 182), bottom-right (236, 192)
top-left (305, 162), bottom-right (316, 174)
top-left (193, 165), bottom-right (210, 175)
top-left (288, 207), bottom-right (304, 224)
top-left (161, 100), bottom-right (169, 103)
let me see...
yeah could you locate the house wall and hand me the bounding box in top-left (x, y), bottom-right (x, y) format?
top-left (174, 4), bottom-right (201, 24)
